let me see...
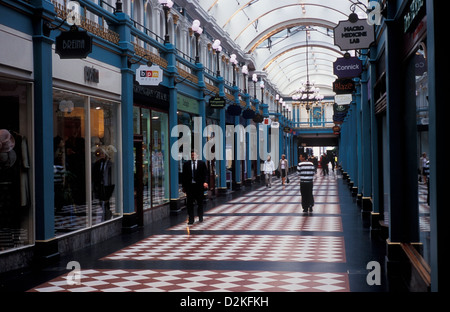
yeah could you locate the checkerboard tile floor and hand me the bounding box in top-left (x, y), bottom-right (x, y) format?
top-left (207, 203), bottom-right (341, 214)
top-left (27, 173), bottom-right (357, 292)
top-left (29, 269), bottom-right (349, 292)
top-left (168, 215), bottom-right (342, 232)
top-left (102, 235), bottom-right (345, 262)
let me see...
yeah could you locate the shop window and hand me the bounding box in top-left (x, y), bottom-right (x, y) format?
top-left (53, 89), bottom-right (121, 236)
top-left (0, 79), bottom-right (33, 253)
top-left (90, 97), bottom-right (120, 224)
top-left (151, 110), bottom-right (169, 206)
top-left (133, 106), bottom-right (170, 207)
top-left (411, 44), bottom-right (430, 265)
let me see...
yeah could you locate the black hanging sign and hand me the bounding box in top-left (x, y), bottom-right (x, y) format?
top-left (332, 78), bottom-right (356, 94)
top-left (55, 26), bottom-right (93, 59)
top-left (209, 95), bottom-right (226, 109)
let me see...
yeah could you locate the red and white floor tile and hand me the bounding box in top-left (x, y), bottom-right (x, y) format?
top-left (102, 234), bottom-right (345, 262)
top-left (168, 215), bottom-right (342, 232)
top-left (28, 175), bottom-right (355, 292)
top-left (28, 269), bottom-right (349, 292)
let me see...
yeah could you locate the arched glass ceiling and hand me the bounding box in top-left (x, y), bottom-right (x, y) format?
top-left (195, 0), bottom-right (368, 96)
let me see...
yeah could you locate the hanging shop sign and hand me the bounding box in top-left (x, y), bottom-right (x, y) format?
top-left (333, 18), bottom-right (375, 51)
top-left (135, 65), bottom-right (163, 86)
top-left (333, 78), bottom-right (356, 94)
top-left (403, 0), bottom-right (425, 33)
top-left (334, 94), bottom-right (353, 105)
top-left (334, 103), bottom-right (350, 113)
top-left (271, 121), bottom-right (279, 129)
top-left (209, 95), bottom-right (226, 109)
top-left (55, 26), bottom-right (92, 59)
top-left (333, 56), bottom-right (362, 78)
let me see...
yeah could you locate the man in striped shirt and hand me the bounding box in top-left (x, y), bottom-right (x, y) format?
top-left (297, 153), bottom-right (315, 213)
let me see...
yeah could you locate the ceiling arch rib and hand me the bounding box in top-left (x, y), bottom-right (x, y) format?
top-left (229, 5), bottom-right (348, 50)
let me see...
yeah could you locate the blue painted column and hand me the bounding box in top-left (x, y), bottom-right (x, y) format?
top-left (254, 97), bottom-right (261, 181)
top-left (217, 76), bottom-right (227, 193)
top-left (260, 96), bottom-right (270, 165)
top-left (244, 97), bottom-right (253, 185)
top-left (196, 62), bottom-right (206, 157)
top-left (116, 12), bottom-right (137, 229)
top-left (355, 78), bottom-right (363, 197)
top-left (163, 43), bottom-right (180, 208)
top-left (33, 0), bottom-right (57, 260)
top-left (368, 53), bottom-right (380, 217)
top-left (360, 61), bottom-right (373, 211)
top-left (233, 85), bottom-right (242, 190)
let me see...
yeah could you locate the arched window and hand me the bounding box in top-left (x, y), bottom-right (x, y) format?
top-left (133, 0), bottom-right (143, 30)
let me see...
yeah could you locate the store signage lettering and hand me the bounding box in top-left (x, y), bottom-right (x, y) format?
top-left (55, 27), bottom-right (92, 59)
top-left (333, 57), bottom-right (363, 78)
top-left (333, 78), bottom-right (356, 94)
top-left (209, 95), bottom-right (226, 109)
top-left (133, 82), bottom-right (169, 104)
top-left (404, 0), bottom-right (425, 33)
top-left (135, 65), bottom-right (163, 86)
top-left (84, 66), bottom-right (99, 83)
top-left (333, 19), bottom-right (374, 50)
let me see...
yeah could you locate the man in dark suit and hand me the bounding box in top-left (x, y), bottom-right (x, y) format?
top-left (182, 151), bottom-right (208, 224)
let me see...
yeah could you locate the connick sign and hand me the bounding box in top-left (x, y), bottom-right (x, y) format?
top-left (334, 18), bottom-right (375, 51)
top-left (333, 56), bottom-right (362, 78)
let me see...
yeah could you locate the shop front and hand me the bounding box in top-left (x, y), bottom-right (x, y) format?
top-left (51, 53), bottom-right (123, 244)
top-left (133, 82), bottom-right (170, 225)
top-left (0, 78), bottom-right (33, 255)
top-left (0, 22), bottom-right (36, 267)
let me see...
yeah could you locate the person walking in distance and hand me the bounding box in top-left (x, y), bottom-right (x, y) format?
top-left (263, 155), bottom-right (275, 187)
top-left (182, 151), bottom-right (208, 224)
top-left (297, 153), bottom-right (315, 213)
top-left (279, 154), bottom-right (289, 185)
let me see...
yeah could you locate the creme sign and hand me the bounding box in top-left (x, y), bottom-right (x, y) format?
top-left (135, 65), bottom-right (163, 86)
top-left (334, 18), bottom-right (375, 51)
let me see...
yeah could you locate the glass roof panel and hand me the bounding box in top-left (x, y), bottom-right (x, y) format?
top-left (194, 0), bottom-right (369, 96)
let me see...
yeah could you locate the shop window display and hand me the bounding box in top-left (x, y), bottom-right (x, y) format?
top-left (53, 89), bottom-right (121, 235)
top-left (0, 79), bottom-right (33, 252)
top-left (151, 110), bottom-right (169, 206)
top-left (90, 97), bottom-right (120, 224)
top-left (133, 106), bottom-right (169, 208)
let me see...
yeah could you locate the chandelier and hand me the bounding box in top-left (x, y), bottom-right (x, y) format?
top-left (291, 29), bottom-right (324, 111)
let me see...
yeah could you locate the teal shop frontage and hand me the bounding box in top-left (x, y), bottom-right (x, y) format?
top-left (0, 0), bottom-right (287, 273)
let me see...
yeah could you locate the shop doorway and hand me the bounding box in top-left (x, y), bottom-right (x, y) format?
top-left (134, 135), bottom-right (144, 226)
